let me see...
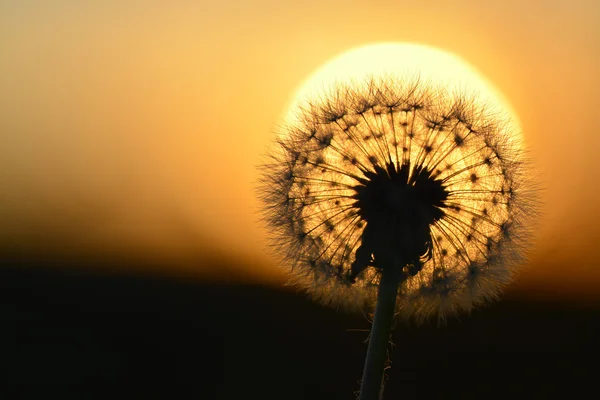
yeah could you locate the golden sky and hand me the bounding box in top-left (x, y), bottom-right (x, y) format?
top-left (1, 1), bottom-right (599, 296)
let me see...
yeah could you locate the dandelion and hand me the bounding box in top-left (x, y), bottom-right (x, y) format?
top-left (259, 76), bottom-right (536, 400)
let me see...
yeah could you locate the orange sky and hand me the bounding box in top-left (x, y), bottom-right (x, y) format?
top-left (1, 1), bottom-right (599, 297)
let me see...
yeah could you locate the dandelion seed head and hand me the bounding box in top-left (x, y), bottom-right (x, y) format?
top-left (259, 77), bottom-right (537, 324)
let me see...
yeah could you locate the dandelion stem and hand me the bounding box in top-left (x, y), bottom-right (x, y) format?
top-left (359, 264), bottom-right (402, 400)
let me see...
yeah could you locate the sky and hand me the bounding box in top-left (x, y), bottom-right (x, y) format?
top-left (1, 1), bottom-right (600, 298)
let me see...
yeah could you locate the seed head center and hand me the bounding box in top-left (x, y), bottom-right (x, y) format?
top-left (352, 162), bottom-right (449, 268)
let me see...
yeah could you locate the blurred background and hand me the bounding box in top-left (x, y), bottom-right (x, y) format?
top-left (1, 1), bottom-right (599, 397)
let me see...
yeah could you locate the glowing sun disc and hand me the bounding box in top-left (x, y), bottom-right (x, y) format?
top-left (285, 42), bottom-right (521, 140)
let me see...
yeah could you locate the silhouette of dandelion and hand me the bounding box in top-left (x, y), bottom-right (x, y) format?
top-left (259, 76), bottom-right (536, 399)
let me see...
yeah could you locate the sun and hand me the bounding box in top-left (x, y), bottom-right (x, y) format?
top-left (285, 42), bottom-right (521, 140)
top-left (264, 41), bottom-right (535, 323)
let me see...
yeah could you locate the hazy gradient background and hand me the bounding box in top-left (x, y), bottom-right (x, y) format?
top-left (2, 0), bottom-right (600, 298)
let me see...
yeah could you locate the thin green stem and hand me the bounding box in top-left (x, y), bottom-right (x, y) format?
top-left (359, 264), bottom-right (402, 400)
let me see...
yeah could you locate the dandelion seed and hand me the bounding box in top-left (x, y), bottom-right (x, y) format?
top-left (258, 76), bottom-right (537, 400)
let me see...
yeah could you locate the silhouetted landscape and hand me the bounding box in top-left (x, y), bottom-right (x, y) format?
top-left (2, 257), bottom-right (599, 399)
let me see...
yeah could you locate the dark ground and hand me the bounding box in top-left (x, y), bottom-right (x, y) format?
top-left (1, 259), bottom-right (599, 399)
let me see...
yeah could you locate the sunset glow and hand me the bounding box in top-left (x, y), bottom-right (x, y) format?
top-left (2, 2), bottom-right (600, 297)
